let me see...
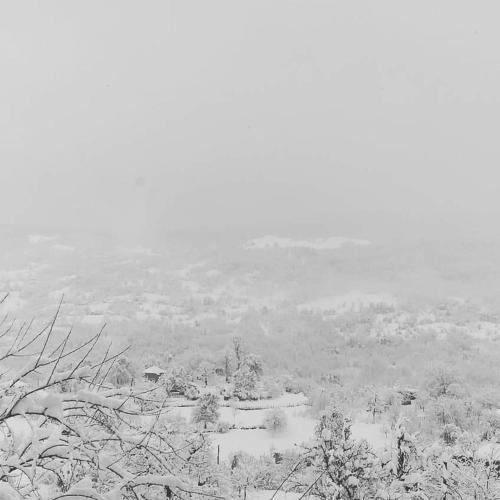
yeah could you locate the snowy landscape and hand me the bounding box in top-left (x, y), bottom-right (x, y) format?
top-left (2, 228), bottom-right (500, 498)
top-left (3, 1), bottom-right (500, 498)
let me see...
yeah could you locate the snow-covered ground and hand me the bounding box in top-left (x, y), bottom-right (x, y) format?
top-left (211, 414), bottom-right (315, 459)
top-left (476, 442), bottom-right (500, 461)
top-left (0, 291), bottom-right (25, 312)
top-left (245, 236), bottom-right (372, 251)
top-left (351, 422), bottom-right (386, 451)
top-left (298, 292), bottom-right (397, 315)
top-left (248, 491), bottom-right (302, 499)
top-left (52, 244), bottom-right (75, 252)
top-left (28, 234), bottom-right (57, 244)
top-left (0, 416), bottom-right (32, 450)
top-left (167, 391), bottom-right (387, 461)
top-left (209, 414), bottom-right (386, 460)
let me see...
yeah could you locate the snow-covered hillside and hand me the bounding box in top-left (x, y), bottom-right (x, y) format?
top-left (244, 236), bottom-right (372, 250)
top-left (298, 292), bottom-right (397, 315)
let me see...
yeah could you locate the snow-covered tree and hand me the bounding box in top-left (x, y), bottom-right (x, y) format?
top-left (303, 405), bottom-right (377, 499)
top-left (242, 353), bottom-right (263, 378)
top-left (106, 356), bottom-right (136, 387)
top-left (192, 393), bottom-right (220, 430)
top-left (232, 337), bottom-right (245, 371)
top-left (159, 365), bottom-right (192, 395)
top-left (0, 300), bottom-right (219, 499)
top-left (232, 365), bottom-right (257, 401)
top-left (377, 418), bottom-right (427, 498)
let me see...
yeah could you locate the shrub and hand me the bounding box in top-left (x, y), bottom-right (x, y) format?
top-left (426, 367), bottom-right (463, 398)
top-left (282, 376), bottom-right (309, 394)
top-left (441, 423), bottom-right (460, 445)
top-left (263, 408), bottom-right (288, 433)
top-left (262, 379), bottom-right (284, 399)
top-left (185, 384), bottom-right (200, 400)
top-left (216, 421), bottom-right (232, 433)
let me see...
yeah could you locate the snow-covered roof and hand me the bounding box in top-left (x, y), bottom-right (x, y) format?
top-left (144, 365), bottom-right (165, 375)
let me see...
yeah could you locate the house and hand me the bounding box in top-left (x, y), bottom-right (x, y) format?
top-left (143, 365), bottom-right (165, 383)
top-left (397, 387), bottom-right (418, 405)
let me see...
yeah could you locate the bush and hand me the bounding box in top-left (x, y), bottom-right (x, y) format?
top-left (282, 376), bottom-right (309, 394)
top-left (441, 423), bottom-right (460, 445)
top-left (480, 410), bottom-right (500, 440)
top-left (426, 367), bottom-right (463, 398)
top-left (185, 384), bottom-right (200, 400)
top-left (263, 408), bottom-right (288, 433)
top-left (261, 379), bottom-right (284, 399)
top-left (216, 421), bottom-right (232, 433)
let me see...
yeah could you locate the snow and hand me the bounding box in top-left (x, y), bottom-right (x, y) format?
top-left (298, 292), bottom-right (397, 315)
top-left (0, 292), bottom-right (25, 312)
top-left (248, 491), bottom-right (302, 500)
top-left (209, 414), bottom-right (387, 460)
top-left (234, 393), bottom-right (308, 409)
top-left (351, 422), bottom-right (387, 451)
top-left (48, 287), bottom-right (71, 300)
top-left (89, 302), bottom-right (109, 314)
top-left (123, 246), bottom-right (159, 256)
top-left (81, 314), bottom-right (105, 325)
top-left (245, 236), bottom-right (372, 251)
top-left (51, 366), bottom-right (92, 383)
top-left (132, 474), bottom-right (187, 489)
top-left (175, 261), bottom-right (207, 278)
top-left (0, 416), bottom-right (31, 452)
top-left (0, 483), bottom-right (22, 500)
top-left (46, 486), bottom-right (105, 500)
top-left (476, 442), bottom-right (500, 461)
top-left (167, 392), bottom-right (308, 411)
top-left (166, 388), bottom-right (386, 461)
top-left (206, 269), bottom-right (222, 278)
top-left (173, 402), bottom-right (310, 428)
top-left (142, 292), bottom-right (170, 303)
top-left (144, 366), bottom-right (165, 375)
top-left (52, 244), bottom-right (75, 252)
top-left (28, 234), bottom-right (57, 244)
top-left (73, 390), bottom-right (123, 410)
top-left (9, 391), bottom-right (64, 420)
top-left (211, 417), bottom-right (314, 459)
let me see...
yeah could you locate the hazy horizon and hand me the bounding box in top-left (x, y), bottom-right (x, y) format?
top-left (3, 1), bottom-right (500, 241)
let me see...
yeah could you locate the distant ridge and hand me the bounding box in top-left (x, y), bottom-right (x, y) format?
top-left (244, 235), bottom-right (372, 250)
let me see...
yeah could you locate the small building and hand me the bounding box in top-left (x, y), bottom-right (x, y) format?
top-left (397, 387), bottom-right (418, 405)
top-left (144, 365), bottom-right (165, 383)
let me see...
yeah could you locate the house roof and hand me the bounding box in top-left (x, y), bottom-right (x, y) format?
top-left (144, 366), bottom-right (165, 375)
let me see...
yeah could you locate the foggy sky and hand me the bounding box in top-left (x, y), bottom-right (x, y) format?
top-left (2, 1), bottom-right (500, 239)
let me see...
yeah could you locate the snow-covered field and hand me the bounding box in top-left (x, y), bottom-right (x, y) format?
top-left (211, 413), bottom-right (315, 459)
top-left (166, 391), bottom-right (387, 462)
top-left (210, 413), bottom-right (386, 460)
top-left (245, 236), bottom-right (372, 251)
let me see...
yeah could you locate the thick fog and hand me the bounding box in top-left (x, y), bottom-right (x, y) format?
top-left (2, 1), bottom-right (500, 239)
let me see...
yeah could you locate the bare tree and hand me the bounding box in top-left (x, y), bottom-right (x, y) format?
top-left (0, 300), bottom-right (225, 500)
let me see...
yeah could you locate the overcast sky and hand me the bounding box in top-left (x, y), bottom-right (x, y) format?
top-left (2, 1), bottom-right (500, 239)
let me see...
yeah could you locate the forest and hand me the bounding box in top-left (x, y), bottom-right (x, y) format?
top-left (2, 282), bottom-right (500, 499)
